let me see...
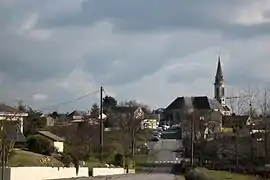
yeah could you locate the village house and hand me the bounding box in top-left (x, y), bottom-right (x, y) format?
top-left (107, 106), bottom-right (145, 127)
top-left (141, 113), bottom-right (158, 129)
top-left (38, 130), bottom-right (65, 153)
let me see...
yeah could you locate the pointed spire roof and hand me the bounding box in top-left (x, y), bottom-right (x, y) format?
top-left (215, 55), bottom-right (223, 83)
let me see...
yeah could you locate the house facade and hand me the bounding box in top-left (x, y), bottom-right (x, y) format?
top-left (141, 119), bottom-right (157, 129)
top-left (0, 104), bottom-right (28, 133)
top-left (38, 130), bottom-right (65, 153)
top-left (107, 106), bottom-right (145, 127)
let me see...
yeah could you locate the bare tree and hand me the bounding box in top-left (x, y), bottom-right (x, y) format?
top-left (227, 86), bottom-right (256, 115)
top-left (255, 85), bottom-right (270, 116)
top-left (0, 111), bottom-right (26, 180)
top-left (254, 85), bottom-right (270, 159)
top-left (118, 112), bottom-right (143, 170)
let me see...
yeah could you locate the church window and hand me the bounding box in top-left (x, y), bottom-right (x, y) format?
top-left (221, 87), bottom-right (225, 96)
top-left (215, 87), bottom-right (219, 97)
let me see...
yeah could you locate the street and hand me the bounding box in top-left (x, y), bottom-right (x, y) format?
top-left (53, 173), bottom-right (178, 180)
top-left (54, 129), bottom-right (184, 180)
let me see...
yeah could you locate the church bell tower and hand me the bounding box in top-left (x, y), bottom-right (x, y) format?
top-left (214, 56), bottom-right (225, 106)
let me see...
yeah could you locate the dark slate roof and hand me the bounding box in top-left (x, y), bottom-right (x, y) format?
top-left (38, 131), bottom-right (65, 142)
top-left (6, 123), bottom-right (26, 142)
top-left (166, 96), bottom-right (224, 111)
top-left (144, 113), bottom-right (157, 119)
top-left (68, 110), bottom-right (87, 117)
top-left (222, 115), bottom-right (250, 128)
top-left (0, 104), bottom-right (22, 113)
top-left (192, 96), bottom-right (211, 109)
top-left (165, 97), bottom-right (185, 110)
top-left (112, 106), bottom-right (139, 114)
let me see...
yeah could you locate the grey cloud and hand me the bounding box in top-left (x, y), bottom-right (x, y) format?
top-left (166, 66), bottom-right (212, 84)
top-left (0, 36), bottom-right (77, 82)
top-left (82, 53), bottom-right (166, 85)
top-left (225, 49), bottom-right (270, 86)
top-left (41, 0), bottom-right (241, 28)
top-left (263, 10), bottom-right (270, 18)
top-left (37, 0), bottom-right (270, 39)
top-left (226, 69), bottom-right (263, 86)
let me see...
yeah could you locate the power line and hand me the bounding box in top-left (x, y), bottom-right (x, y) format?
top-left (38, 89), bottom-right (100, 111)
top-left (103, 88), bottom-right (108, 97)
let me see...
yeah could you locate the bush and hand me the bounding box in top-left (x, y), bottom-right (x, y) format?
top-left (185, 168), bottom-right (211, 180)
top-left (27, 135), bottom-right (55, 155)
top-left (113, 153), bottom-right (123, 167)
top-left (61, 153), bottom-right (73, 167)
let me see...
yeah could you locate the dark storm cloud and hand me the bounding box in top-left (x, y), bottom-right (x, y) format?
top-left (0, 34), bottom-right (77, 82)
top-left (0, 0), bottom-right (269, 86)
top-left (38, 0), bottom-right (270, 38)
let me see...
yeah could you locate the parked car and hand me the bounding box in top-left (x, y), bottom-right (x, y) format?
top-left (153, 130), bottom-right (162, 135)
top-left (149, 136), bottom-right (160, 142)
top-left (156, 127), bottom-right (163, 132)
top-left (153, 134), bottom-right (161, 138)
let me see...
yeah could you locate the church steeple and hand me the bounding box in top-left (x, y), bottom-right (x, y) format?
top-left (214, 55), bottom-right (225, 106)
top-left (215, 56), bottom-right (223, 83)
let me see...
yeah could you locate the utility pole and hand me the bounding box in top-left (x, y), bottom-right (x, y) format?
top-left (99, 86), bottom-right (104, 161)
top-left (191, 112), bottom-right (194, 166)
top-left (249, 101), bottom-right (254, 163)
top-left (1, 140), bottom-right (5, 180)
top-left (233, 114), bottom-right (239, 169)
top-left (263, 90), bottom-right (268, 159)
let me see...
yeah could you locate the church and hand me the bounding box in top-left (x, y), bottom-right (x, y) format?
top-left (164, 56), bottom-right (231, 136)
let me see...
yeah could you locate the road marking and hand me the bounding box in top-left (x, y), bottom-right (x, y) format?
top-left (153, 160), bottom-right (182, 164)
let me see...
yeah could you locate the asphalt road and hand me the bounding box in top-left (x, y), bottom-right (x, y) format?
top-left (55, 130), bottom-right (185, 180)
top-left (54, 173), bottom-right (177, 180)
top-left (106, 174), bottom-right (175, 180)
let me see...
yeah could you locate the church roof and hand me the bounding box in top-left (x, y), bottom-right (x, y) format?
top-left (166, 96), bottom-right (224, 111)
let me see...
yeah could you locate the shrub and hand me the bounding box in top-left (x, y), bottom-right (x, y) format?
top-left (113, 153), bottom-right (123, 167)
top-left (27, 135), bottom-right (55, 155)
top-left (61, 153), bottom-right (73, 167)
top-left (185, 168), bottom-right (211, 180)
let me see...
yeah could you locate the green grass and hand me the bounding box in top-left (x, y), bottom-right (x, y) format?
top-left (85, 157), bottom-right (104, 170)
top-left (8, 149), bottom-right (64, 167)
top-left (198, 168), bottom-right (259, 180)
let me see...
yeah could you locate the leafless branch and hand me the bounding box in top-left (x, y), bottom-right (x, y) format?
top-left (227, 86), bottom-right (256, 115)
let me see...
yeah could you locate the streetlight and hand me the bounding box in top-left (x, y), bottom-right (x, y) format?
top-left (187, 108), bottom-right (194, 166)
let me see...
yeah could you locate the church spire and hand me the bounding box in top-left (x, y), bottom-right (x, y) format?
top-left (215, 56), bottom-right (223, 83)
top-left (214, 55), bottom-right (225, 106)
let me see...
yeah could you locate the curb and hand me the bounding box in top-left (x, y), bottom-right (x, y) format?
top-left (94, 173), bottom-right (136, 179)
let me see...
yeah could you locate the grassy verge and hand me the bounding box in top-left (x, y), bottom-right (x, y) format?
top-left (197, 168), bottom-right (259, 180)
top-left (8, 149), bottom-right (63, 167)
top-left (175, 175), bottom-right (185, 180)
top-left (85, 157), bottom-right (104, 170)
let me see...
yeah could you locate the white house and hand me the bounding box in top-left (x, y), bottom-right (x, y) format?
top-left (0, 104), bottom-right (28, 133)
top-left (38, 131), bottom-right (65, 153)
top-left (141, 119), bottom-right (157, 129)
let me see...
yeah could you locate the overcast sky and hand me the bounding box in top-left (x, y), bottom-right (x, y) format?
top-left (1, 0), bottom-right (270, 112)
